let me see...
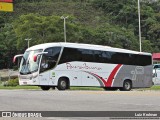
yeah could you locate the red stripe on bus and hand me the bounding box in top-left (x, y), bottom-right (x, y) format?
top-left (88, 72), bottom-right (107, 86)
top-left (86, 64), bottom-right (122, 87)
top-left (105, 64), bottom-right (122, 87)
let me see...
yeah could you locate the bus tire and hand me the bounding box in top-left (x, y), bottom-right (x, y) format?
top-left (57, 78), bottom-right (68, 90)
top-left (120, 80), bottom-right (132, 91)
top-left (40, 86), bottom-right (50, 91)
top-left (103, 87), bottom-right (118, 91)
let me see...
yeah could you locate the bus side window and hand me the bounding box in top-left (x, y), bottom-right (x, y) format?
top-left (80, 49), bottom-right (94, 62)
top-left (59, 48), bottom-right (79, 63)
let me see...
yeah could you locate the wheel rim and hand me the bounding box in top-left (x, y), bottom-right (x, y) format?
top-left (124, 82), bottom-right (130, 90)
top-left (61, 81), bottom-right (66, 88)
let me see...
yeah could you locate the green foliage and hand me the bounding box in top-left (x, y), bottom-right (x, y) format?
top-left (14, 14), bottom-right (84, 49)
top-left (93, 24), bottom-right (138, 50)
top-left (92, 0), bottom-right (160, 52)
top-left (142, 40), bottom-right (153, 52)
top-left (0, 0), bottom-right (160, 69)
top-left (0, 16), bottom-right (5, 28)
top-left (13, 66), bottom-right (19, 71)
top-left (0, 22), bottom-right (18, 68)
top-left (0, 85), bottom-right (40, 89)
top-left (13, 13), bottom-right (139, 50)
top-left (3, 78), bottom-right (19, 87)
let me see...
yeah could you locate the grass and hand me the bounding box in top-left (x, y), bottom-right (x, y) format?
top-left (138, 85), bottom-right (160, 91)
top-left (0, 85), bottom-right (104, 90)
top-left (0, 85), bottom-right (160, 91)
top-left (0, 85), bottom-right (40, 90)
top-left (151, 85), bottom-right (160, 90)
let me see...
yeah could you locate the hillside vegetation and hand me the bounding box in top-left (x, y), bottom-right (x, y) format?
top-left (0, 0), bottom-right (159, 68)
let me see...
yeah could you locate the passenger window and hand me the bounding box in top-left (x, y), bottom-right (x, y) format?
top-left (79, 49), bottom-right (94, 62)
top-left (58, 47), bottom-right (152, 66)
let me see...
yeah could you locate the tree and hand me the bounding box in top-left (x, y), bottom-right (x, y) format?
top-left (0, 23), bottom-right (17, 68)
top-left (142, 40), bottom-right (153, 52)
top-left (90, 23), bottom-right (138, 50)
top-left (14, 13), bottom-right (83, 49)
top-left (148, 22), bottom-right (160, 49)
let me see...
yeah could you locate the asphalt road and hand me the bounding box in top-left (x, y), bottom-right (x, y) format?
top-left (0, 90), bottom-right (160, 120)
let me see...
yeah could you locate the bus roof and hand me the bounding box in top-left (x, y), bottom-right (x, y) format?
top-left (26, 42), bottom-right (151, 56)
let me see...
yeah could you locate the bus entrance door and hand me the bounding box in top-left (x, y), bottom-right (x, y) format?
top-left (39, 72), bottom-right (49, 85)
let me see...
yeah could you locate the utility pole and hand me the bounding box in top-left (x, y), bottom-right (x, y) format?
top-left (25, 38), bottom-right (32, 48)
top-left (61, 16), bottom-right (69, 43)
top-left (138, 0), bottom-right (142, 52)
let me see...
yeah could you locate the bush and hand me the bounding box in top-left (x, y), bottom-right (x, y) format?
top-left (13, 66), bottom-right (18, 71)
top-left (3, 78), bottom-right (19, 87)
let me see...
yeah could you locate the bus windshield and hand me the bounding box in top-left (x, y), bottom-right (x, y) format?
top-left (19, 49), bottom-right (42, 74)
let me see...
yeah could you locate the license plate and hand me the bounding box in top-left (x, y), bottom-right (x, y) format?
top-left (23, 82), bottom-right (27, 84)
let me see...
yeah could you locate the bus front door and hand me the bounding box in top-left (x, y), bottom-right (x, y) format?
top-left (39, 71), bottom-right (49, 85)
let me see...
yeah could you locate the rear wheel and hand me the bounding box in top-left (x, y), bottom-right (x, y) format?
top-left (40, 86), bottom-right (50, 91)
top-left (57, 78), bottom-right (68, 90)
top-left (120, 80), bottom-right (132, 91)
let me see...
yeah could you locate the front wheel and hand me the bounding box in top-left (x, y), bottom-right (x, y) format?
top-left (120, 80), bottom-right (132, 91)
top-left (40, 86), bottom-right (50, 91)
top-left (57, 78), bottom-right (67, 90)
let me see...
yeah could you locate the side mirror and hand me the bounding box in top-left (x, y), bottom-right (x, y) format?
top-left (154, 65), bottom-right (159, 69)
top-left (13, 54), bottom-right (23, 63)
top-left (154, 66), bottom-right (156, 69)
top-left (33, 52), bottom-right (48, 62)
top-left (33, 54), bottom-right (38, 62)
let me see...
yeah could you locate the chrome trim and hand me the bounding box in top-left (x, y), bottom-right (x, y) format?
top-left (54, 46), bottom-right (64, 67)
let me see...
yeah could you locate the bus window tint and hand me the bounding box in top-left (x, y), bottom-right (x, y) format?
top-left (59, 47), bottom-right (152, 66)
top-left (60, 48), bottom-right (80, 63)
top-left (78, 49), bottom-right (94, 62)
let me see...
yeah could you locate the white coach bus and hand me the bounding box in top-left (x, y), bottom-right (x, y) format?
top-left (13, 42), bottom-right (153, 91)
